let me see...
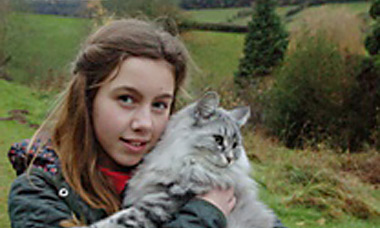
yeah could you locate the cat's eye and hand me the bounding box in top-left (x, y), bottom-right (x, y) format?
top-left (232, 142), bottom-right (238, 149)
top-left (213, 135), bottom-right (224, 145)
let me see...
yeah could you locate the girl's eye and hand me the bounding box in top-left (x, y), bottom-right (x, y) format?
top-left (152, 102), bottom-right (168, 111)
top-left (213, 135), bottom-right (224, 145)
top-left (118, 95), bottom-right (134, 105)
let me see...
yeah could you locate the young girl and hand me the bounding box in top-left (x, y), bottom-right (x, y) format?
top-left (8, 19), bottom-right (286, 228)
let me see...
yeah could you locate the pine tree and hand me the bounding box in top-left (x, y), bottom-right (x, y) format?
top-left (235, 0), bottom-right (288, 83)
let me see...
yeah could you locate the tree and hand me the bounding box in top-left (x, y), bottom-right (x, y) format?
top-left (365, 0), bottom-right (380, 56)
top-left (235, 0), bottom-right (288, 82)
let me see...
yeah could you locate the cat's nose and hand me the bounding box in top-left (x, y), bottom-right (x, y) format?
top-left (225, 154), bottom-right (234, 164)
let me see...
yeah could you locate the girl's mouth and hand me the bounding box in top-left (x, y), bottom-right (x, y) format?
top-left (120, 138), bottom-right (148, 153)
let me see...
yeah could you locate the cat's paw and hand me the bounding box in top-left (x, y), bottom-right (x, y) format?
top-left (111, 207), bottom-right (147, 228)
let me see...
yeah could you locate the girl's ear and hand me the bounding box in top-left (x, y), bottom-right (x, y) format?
top-left (229, 106), bottom-right (250, 127)
top-left (194, 91), bottom-right (219, 119)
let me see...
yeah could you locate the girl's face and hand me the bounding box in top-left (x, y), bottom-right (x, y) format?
top-left (93, 57), bottom-right (175, 171)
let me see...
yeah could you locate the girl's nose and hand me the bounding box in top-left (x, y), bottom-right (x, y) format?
top-left (130, 106), bottom-right (153, 133)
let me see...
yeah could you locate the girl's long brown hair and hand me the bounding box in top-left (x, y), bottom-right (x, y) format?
top-left (30, 19), bottom-right (189, 214)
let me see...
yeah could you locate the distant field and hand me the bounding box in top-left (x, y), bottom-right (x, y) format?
top-left (186, 6), bottom-right (292, 25)
top-left (185, 7), bottom-right (245, 23)
top-left (187, 1), bottom-right (371, 25)
top-left (181, 31), bottom-right (244, 91)
top-left (5, 13), bottom-right (91, 84)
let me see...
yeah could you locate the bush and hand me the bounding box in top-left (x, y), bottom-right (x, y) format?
top-left (365, 0), bottom-right (380, 56)
top-left (263, 33), bottom-right (367, 150)
top-left (262, 6), bottom-right (379, 151)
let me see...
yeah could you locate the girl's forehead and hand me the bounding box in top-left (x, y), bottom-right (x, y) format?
top-left (103, 57), bottom-right (175, 97)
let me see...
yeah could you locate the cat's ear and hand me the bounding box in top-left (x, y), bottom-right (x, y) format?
top-left (195, 91), bottom-right (219, 119)
top-left (229, 106), bottom-right (250, 127)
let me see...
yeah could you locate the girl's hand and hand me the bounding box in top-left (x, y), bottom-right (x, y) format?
top-left (197, 188), bottom-right (236, 217)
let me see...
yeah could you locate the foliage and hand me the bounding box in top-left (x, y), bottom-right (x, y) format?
top-left (180, 0), bottom-right (252, 9)
top-left (180, 21), bottom-right (248, 33)
top-left (263, 29), bottom-right (378, 151)
top-left (369, 0), bottom-right (380, 19)
top-left (365, 0), bottom-right (380, 55)
top-left (235, 0), bottom-right (288, 82)
top-left (261, 6), bottom-right (378, 151)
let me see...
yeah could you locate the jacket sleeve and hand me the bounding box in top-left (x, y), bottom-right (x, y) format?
top-left (8, 172), bottom-right (73, 228)
top-left (163, 199), bottom-right (227, 228)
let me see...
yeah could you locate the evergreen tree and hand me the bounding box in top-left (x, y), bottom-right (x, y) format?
top-left (365, 0), bottom-right (380, 56)
top-left (235, 0), bottom-right (288, 82)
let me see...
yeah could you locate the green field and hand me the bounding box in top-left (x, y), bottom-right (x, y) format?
top-left (182, 31), bottom-right (244, 91)
top-left (5, 13), bottom-right (90, 84)
top-left (1, 3), bottom-right (379, 227)
top-left (187, 1), bottom-right (371, 26)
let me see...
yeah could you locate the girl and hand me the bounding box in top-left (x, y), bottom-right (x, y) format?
top-left (8, 19), bottom-right (286, 228)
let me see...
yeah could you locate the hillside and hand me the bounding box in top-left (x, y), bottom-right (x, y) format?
top-left (0, 80), bottom-right (54, 228)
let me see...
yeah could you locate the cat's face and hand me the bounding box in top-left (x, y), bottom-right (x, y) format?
top-left (188, 92), bottom-right (250, 168)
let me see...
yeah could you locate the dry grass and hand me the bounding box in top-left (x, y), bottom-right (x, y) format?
top-left (289, 6), bottom-right (367, 56)
top-left (243, 130), bottom-right (380, 220)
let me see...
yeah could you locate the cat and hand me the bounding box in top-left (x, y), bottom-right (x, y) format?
top-left (77, 91), bottom-right (275, 228)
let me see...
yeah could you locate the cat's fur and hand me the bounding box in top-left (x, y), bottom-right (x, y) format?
top-left (79, 92), bottom-right (275, 228)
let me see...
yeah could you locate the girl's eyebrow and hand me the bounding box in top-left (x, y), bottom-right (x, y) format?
top-left (113, 86), bottom-right (141, 98)
top-left (156, 93), bottom-right (174, 100)
top-left (113, 86), bottom-right (173, 100)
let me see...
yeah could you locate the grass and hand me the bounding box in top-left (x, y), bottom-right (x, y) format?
top-left (5, 13), bottom-right (91, 84)
top-left (185, 7), bottom-right (246, 23)
top-left (0, 80), bottom-right (54, 228)
top-left (181, 31), bottom-right (244, 92)
top-left (245, 130), bottom-right (380, 228)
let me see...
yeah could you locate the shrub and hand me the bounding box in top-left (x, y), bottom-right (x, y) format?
top-left (263, 33), bottom-right (364, 150)
top-left (262, 6), bottom-right (378, 151)
top-left (365, 0), bottom-right (380, 56)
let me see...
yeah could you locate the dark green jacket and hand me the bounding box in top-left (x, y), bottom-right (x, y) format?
top-left (8, 140), bottom-right (286, 228)
top-left (8, 168), bottom-right (226, 228)
top-left (7, 140), bottom-right (226, 228)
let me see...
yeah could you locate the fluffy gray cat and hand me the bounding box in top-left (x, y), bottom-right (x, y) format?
top-left (78, 92), bottom-right (275, 228)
